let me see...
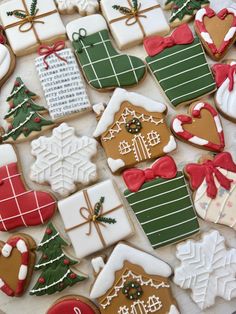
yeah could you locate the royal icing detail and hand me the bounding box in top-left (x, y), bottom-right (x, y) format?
top-left (30, 123), bottom-right (97, 197)
top-left (58, 179), bottom-right (133, 259)
top-left (174, 230), bottom-right (236, 310)
top-left (55, 0), bottom-right (99, 15)
top-left (123, 157), bottom-right (199, 249)
top-left (0, 27), bottom-right (14, 87)
top-left (93, 88), bottom-right (176, 172)
top-left (66, 15), bottom-right (147, 91)
top-left (171, 102), bottom-right (225, 152)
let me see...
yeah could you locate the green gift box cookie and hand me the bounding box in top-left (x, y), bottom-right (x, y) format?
top-left (123, 156), bottom-right (200, 248)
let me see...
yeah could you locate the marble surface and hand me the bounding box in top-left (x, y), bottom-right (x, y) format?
top-left (0, 0), bottom-right (236, 313)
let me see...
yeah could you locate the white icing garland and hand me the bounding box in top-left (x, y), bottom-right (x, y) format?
top-left (35, 253), bottom-right (65, 268)
top-left (38, 232), bottom-right (59, 247)
top-left (9, 84), bottom-right (24, 98)
top-left (170, 0), bottom-right (191, 20)
top-left (6, 99), bottom-right (39, 116)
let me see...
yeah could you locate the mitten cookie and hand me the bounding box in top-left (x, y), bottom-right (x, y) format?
top-left (66, 15), bottom-right (147, 91)
top-left (171, 101), bottom-right (225, 152)
top-left (93, 88), bottom-right (176, 173)
top-left (212, 60), bottom-right (236, 122)
top-left (185, 152), bottom-right (236, 230)
top-left (0, 144), bottom-right (57, 232)
top-left (0, 234), bottom-right (36, 297)
top-left (90, 243), bottom-right (180, 314)
top-left (55, 0), bottom-right (99, 15)
top-left (30, 223), bottom-right (87, 296)
top-left (194, 7), bottom-right (236, 61)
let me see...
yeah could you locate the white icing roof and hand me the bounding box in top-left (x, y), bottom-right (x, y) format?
top-left (90, 243), bottom-right (172, 299)
top-left (93, 88), bottom-right (167, 138)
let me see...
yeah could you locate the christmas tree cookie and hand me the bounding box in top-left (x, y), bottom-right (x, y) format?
top-left (30, 223), bottom-right (87, 296)
top-left (1, 77), bottom-right (54, 143)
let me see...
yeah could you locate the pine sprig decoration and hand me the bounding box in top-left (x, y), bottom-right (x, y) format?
top-left (93, 196), bottom-right (117, 225)
top-left (7, 11), bottom-right (27, 19)
top-left (97, 216), bottom-right (117, 224)
top-left (112, 5), bottom-right (132, 15)
top-left (132, 0), bottom-right (138, 10)
top-left (94, 197), bottom-right (105, 216)
top-left (30, 0), bottom-right (38, 16)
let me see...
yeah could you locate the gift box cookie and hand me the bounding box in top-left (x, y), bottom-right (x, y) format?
top-left (144, 24), bottom-right (216, 108)
top-left (123, 156), bottom-right (200, 249)
top-left (0, 0), bottom-right (66, 56)
top-left (93, 88), bottom-right (176, 173)
top-left (58, 179), bottom-right (134, 259)
top-left (100, 0), bottom-right (170, 50)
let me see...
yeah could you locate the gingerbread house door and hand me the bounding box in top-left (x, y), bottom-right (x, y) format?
top-left (132, 134), bottom-right (151, 162)
top-left (130, 300), bottom-right (147, 314)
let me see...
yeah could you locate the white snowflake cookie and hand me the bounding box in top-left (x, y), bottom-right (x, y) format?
top-left (174, 230), bottom-right (236, 310)
top-left (55, 0), bottom-right (99, 15)
top-left (30, 123), bottom-right (98, 197)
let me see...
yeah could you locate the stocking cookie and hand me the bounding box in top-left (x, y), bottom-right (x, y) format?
top-left (194, 7), bottom-right (236, 61)
top-left (0, 234), bottom-right (36, 297)
top-left (0, 144), bottom-right (57, 232)
top-left (171, 101), bottom-right (225, 152)
top-left (212, 60), bottom-right (236, 122)
top-left (90, 243), bottom-right (180, 314)
top-left (30, 123), bottom-right (98, 197)
top-left (55, 0), bottom-right (99, 15)
top-left (66, 15), bottom-right (147, 91)
top-left (185, 152), bottom-right (236, 230)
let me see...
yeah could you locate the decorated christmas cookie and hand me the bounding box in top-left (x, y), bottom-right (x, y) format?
top-left (144, 24), bottom-right (216, 108)
top-left (1, 77), bottom-right (54, 144)
top-left (123, 156), bottom-right (199, 249)
top-left (30, 123), bottom-right (98, 197)
top-left (58, 179), bottom-right (133, 259)
top-left (66, 15), bottom-right (147, 91)
top-left (0, 26), bottom-right (15, 88)
top-left (90, 242), bottom-right (180, 314)
top-left (171, 101), bottom-right (225, 152)
top-left (100, 0), bottom-right (170, 50)
top-left (185, 152), bottom-right (236, 231)
top-left (0, 234), bottom-right (36, 297)
top-left (55, 0), bottom-right (99, 15)
top-left (164, 0), bottom-right (210, 27)
top-left (174, 230), bottom-right (236, 310)
top-left (30, 223), bottom-right (87, 296)
top-left (47, 295), bottom-right (100, 314)
top-left (35, 41), bottom-right (91, 121)
top-left (93, 88), bottom-right (176, 173)
top-left (212, 60), bottom-right (236, 122)
top-left (0, 144), bottom-right (57, 232)
top-left (194, 7), bottom-right (236, 61)
top-left (0, 0), bottom-right (66, 56)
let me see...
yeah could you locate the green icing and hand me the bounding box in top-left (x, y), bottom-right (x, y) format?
top-left (124, 171), bottom-right (199, 249)
top-left (73, 29), bottom-right (146, 90)
top-left (2, 77), bottom-right (54, 142)
top-left (146, 38), bottom-right (216, 107)
top-left (30, 223), bottom-right (86, 296)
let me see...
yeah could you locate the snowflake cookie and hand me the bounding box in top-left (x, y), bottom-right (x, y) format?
top-left (55, 0), bottom-right (99, 15)
top-left (174, 230), bottom-right (236, 310)
top-left (30, 123), bottom-right (98, 197)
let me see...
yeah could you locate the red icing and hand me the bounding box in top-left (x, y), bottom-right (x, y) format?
top-left (47, 298), bottom-right (96, 314)
top-left (212, 63), bottom-right (236, 91)
top-left (0, 162), bottom-right (56, 231)
top-left (123, 156), bottom-right (177, 192)
top-left (144, 24), bottom-right (194, 57)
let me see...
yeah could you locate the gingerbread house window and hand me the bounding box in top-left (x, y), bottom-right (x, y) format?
top-left (147, 295), bottom-right (162, 312)
top-left (118, 306), bottom-right (129, 314)
top-left (119, 141), bottom-right (132, 155)
top-left (147, 131), bottom-right (161, 147)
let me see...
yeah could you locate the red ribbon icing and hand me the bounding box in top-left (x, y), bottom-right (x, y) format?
top-left (212, 63), bottom-right (236, 91)
top-left (144, 24), bottom-right (194, 57)
top-left (123, 156), bottom-right (177, 192)
top-left (38, 41), bottom-right (67, 70)
top-left (185, 152), bottom-right (236, 199)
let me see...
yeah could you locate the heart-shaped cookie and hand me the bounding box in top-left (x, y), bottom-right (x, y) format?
top-left (171, 102), bottom-right (225, 152)
top-left (195, 7), bottom-right (236, 60)
top-left (0, 234), bottom-right (36, 297)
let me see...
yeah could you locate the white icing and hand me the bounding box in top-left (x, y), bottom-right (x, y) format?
top-left (16, 239), bottom-right (28, 254)
top-left (195, 8), bottom-right (207, 22)
top-left (74, 308), bottom-right (81, 314)
top-left (163, 135), bottom-right (177, 153)
top-left (2, 243), bottom-right (12, 257)
top-left (172, 119), bottom-right (183, 133)
top-left (189, 136), bottom-right (208, 145)
top-left (194, 102), bottom-right (205, 111)
top-left (92, 256), bottom-right (105, 274)
top-left (18, 265), bottom-right (28, 280)
top-left (0, 0), bottom-right (66, 56)
top-left (224, 26), bottom-right (236, 41)
top-left (30, 123), bottom-right (97, 197)
top-left (0, 44), bottom-right (11, 81)
top-left (101, 0), bottom-right (170, 50)
top-left (214, 116), bottom-right (223, 132)
top-left (93, 88), bottom-right (166, 138)
top-left (107, 157), bottom-right (125, 172)
top-left (90, 242), bottom-right (172, 299)
top-left (55, 0), bottom-right (99, 15)
top-left (0, 279), bottom-right (4, 288)
top-left (200, 32), bottom-right (213, 44)
top-left (168, 305), bottom-right (180, 314)
top-left (0, 144), bottom-right (17, 167)
top-left (66, 14), bottom-right (107, 40)
top-left (58, 179), bottom-right (133, 259)
top-left (93, 103), bottom-right (106, 116)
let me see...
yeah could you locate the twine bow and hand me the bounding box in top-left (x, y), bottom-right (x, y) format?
top-left (72, 28), bottom-right (93, 53)
top-left (38, 41), bottom-right (68, 70)
top-left (212, 63), bottom-right (236, 92)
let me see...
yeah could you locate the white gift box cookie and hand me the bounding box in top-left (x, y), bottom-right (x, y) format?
top-left (100, 0), bottom-right (170, 50)
top-left (0, 0), bottom-right (66, 56)
top-left (58, 180), bottom-right (134, 259)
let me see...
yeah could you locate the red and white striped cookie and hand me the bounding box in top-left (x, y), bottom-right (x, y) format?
top-left (195, 7), bottom-right (236, 60)
top-left (171, 102), bottom-right (225, 152)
